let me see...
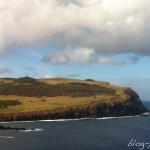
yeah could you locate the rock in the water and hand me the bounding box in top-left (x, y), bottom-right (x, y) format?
top-left (0, 125), bottom-right (26, 131)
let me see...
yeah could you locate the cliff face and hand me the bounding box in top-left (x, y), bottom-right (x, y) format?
top-left (0, 89), bottom-right (148, 122)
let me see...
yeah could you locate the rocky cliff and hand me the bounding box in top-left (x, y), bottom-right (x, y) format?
top-left (0, 89), bottom-right (148, 122)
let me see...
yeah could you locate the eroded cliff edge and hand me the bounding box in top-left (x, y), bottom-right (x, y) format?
top-left (0, 89), bottom-right (148, 122)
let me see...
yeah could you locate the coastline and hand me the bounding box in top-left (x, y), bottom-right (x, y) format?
top-left (0, 115), bottom-right (142, 124)
top-left (0, 98), bottom-right (148, 122)
top-left (0, 78), bottom-right (148, 122)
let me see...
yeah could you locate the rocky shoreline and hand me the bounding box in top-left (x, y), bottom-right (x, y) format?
top-left (0, 90), bottom-right (148, 122)
top-left (0, 125), bottom-right (26, 131)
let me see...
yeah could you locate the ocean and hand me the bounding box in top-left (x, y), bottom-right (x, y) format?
top-left (0, 101), bottom-right (150, 150)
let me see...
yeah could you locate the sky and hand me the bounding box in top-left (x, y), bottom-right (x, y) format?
top-left (0, 0), bottom-right (150, 100)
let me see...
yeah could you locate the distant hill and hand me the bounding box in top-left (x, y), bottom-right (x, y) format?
top-left (0, 77), bottom-right (148, 121)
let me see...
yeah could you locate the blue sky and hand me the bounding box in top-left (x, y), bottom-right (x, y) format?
top-left (0, 0), bottom-right (150, 100)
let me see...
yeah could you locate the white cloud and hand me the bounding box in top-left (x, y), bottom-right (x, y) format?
top-left (42, 47), bottom-right (95, 64)
top-left (126, 15), bottom-right (135, 24)
top-left (98, 57), bottom-right (126, 65)
top-left (99, 57), bottom-right (112, 64)
top-left (42, 50), bottom-right (139, 66)
top-left (0, 0), bottom-right (150, 58)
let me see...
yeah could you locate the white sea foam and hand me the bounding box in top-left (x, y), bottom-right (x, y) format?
top-left (20, 128), bottom-right (43, 132)
top-left (0, 120), bottom-right (38, 124)
top-left (37, 115), bottom-right (140, 121)
top-left (0, 118), bottom-right (92, 123)
top-left (35, 116), bottom-right (138, 122)
top-left (0, 136), bottom-right (15, 139)
top-left (38, 118), bottom-right (93, 122)
top-left (0, 115), bottom-right (140, 123)
top-left (96, 115), bottom-right (138, 120)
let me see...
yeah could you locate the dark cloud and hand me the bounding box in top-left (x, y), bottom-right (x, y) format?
top-left (127, 55), bottom-right (139, 64)
top-left (42, 54), bottom-right (71, 65)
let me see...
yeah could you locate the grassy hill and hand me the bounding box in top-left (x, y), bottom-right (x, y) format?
top-left (0, 77), bottom-right (129, 114)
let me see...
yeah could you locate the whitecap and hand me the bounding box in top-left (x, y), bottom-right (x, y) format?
top-left (96, 115), bottom-right (139, 120)
top-left (0, 136), bottom-right (15, 139)
top-left (20, 128), bottom-right (43, 132)
top-left (38, 118), bottom-right (92, 122)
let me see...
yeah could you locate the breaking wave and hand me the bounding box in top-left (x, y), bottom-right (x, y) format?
top-left (0, 115), bottom-right (140, 124)
top-left (20, 128), bottom-right (43, 132)
top-left (0, 136), bottom-right (15, 139)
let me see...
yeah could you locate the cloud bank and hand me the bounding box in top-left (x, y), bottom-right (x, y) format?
top-left (42, 48), bottom-right (95, 64)
top-left (0, 0), bottom-right (150, 64)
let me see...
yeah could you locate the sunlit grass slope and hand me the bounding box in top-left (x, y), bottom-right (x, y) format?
top-left (0, 77), bottom-right (128, 113)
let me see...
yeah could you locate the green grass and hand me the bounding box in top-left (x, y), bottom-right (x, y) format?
top-left (0, 77), bottom-right (128, 114)
top-left (0, 100), bottom-right (22, 109)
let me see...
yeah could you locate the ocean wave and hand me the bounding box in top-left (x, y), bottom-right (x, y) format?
top-left (20, 128), bottom-right (43, 132)
top-left (37, 115), bottom-right (140, 121)
top-left (96, 115), bottom-right (139, 120)
top-left (38, 118), bottom-right (93, 122)
top-left (0, 136), bottom-right (15, 139)
top-left (35, 116), bottom-right (139, 122)
top-left (0, 118), bottom-right (92, 123)
top-left (0, 120), bottom-right (38, 124)
top-left (0, 115), bottom-right (140, 123)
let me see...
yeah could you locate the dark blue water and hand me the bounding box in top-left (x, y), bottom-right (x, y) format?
top-left (0, 101), bottom-right (150, 150)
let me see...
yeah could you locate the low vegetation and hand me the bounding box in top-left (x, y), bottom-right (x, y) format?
top-left (0, 77), bottom-right (127, 113)
top-left (14, 76), bottom-right (36, 83)
top-left (0, 100), bottom-right (22, 109)
top-left (0, 77), bottom-right (116, 97)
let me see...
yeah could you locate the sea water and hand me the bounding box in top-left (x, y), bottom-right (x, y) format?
top-left (0, 101), bottom-right (150, 150)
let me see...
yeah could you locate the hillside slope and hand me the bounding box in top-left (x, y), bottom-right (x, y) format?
top-left (0, 77), bottom-right (148, 121)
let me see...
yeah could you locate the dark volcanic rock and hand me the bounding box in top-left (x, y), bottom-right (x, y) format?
top-left (0, 125), bottom-right (26, 131)
top-left (0, 89), bottom-right (148, 122)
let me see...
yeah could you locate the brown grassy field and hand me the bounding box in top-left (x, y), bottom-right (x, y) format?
top-left (0, 77), bottom-right (128, 114)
